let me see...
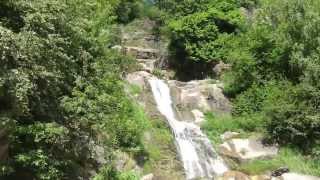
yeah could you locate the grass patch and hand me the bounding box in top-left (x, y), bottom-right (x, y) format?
top-left (141, 116), bottom-right (184, 179)
top-left (142, 118), bottom-right (177, 171)
top-left (202, 112), bottom-right (264, 145)
top-left (128, 102), bottom-right (183, 178)
top-left (128, 84), bottom-right (142, 96)
top-left (237, 147), bottom-right (320, 176)
top-left (152, 68), bottom-right (165, 79)
top-left (202, 113), bottom-right (320, 177)
top-left (236, 158), bottom-right (282, 175)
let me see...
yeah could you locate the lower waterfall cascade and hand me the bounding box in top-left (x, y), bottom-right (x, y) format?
top-left (148, 78), bottom-right (228, 180)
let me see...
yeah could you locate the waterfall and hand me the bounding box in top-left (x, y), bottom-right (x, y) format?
top-left (148, 78), bottom-right (228, 180)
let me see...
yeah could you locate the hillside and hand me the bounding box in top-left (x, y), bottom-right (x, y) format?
top-left (0, 0), bottom-right (320, 180)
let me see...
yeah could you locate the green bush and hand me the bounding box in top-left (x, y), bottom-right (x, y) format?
top-left (224, 0), bottom-right (320, 154)
top-left (168, 1), bottom-right (243, 62)
top-left (202, 113), bottom-right (265, 145)
top-left (0, 0), bottom-right (148, 179)
top-left (237, 147), bottom-right (320, 176)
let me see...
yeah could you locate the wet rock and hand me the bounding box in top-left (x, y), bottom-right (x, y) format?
top-left (141, 173), bottom-right (154, 180)
top-left (219, 138), bottom-right (278, 162)
top-left (221, 131), bottom-right (241, 141)
top-left (219, 171), bottom-right (251, 180)
top-left (271, 167), bottom-right (290, 177)
top-left (126, 71), bottom-right (153, 89)
top-left (274, 173), bottom-right (320, 180)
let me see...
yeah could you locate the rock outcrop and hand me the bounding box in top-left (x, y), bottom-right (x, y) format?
top-left (141, 173), bottom-right (154, 180)
top-left (219, 137), bottom-right (278, 162)
top-left (191, 109), bottom-right (205, 124)
top-left (123, 46), bottom-right (159, 60)
top-left (218, 171), bottom-right (251, 180)
top-left (126, 71), bottom-right (153, 89)
top-left (220, 131), bottom-right (241, 141)
top-left (213, 61), bottom-right (231, 77)
top-left (273, 173), bottom-right (320, 180)
top-left (168, 80), bottom-right (232, 123)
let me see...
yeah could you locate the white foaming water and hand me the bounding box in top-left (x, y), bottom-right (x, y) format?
top-left (148, 78), bottom-right (228, 180)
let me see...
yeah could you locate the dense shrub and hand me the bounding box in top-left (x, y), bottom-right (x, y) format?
top-left (153, 0), bottom-right (245, 79)
top-left (226, 0), bottom-right (320, 153)
top-left (0, 0), bottom-right (146, 179)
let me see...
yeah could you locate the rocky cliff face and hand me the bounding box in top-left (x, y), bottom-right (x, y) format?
top-left (168, 80), bottom-right (231, 123)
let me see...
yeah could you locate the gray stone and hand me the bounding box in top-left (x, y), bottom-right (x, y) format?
top-left (123, 46), bottom-right (159, 59)
top-left (220, 131), bottom-right (241, 141)
top-left (111, 45), bottom-right (122, 51)
top-left (168, 79), bottom-right (232, 115)
top-left (213, 61), bottom-right (231, 77)
top-left (217, 171), bottom-right (251, 180)
top-left (251, 175), bottom-right (272, 180)
top-left (219, 138), bottom-right (278, 162)
top-left (137, 59), bottom-right (157, 72)
top-left (272, 173), bottom-right (320, 180)
top-left (126, 71), bottom-right (153, 89)
top-left (141, 173), bottom-right (154, 180)
top-left (114, 151), bottom-right (138, 172)
top-left (191, 109), bottom-right (205, 124)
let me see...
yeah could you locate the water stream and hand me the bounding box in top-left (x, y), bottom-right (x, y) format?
top-left (148, 78), bottom-right (228, 180)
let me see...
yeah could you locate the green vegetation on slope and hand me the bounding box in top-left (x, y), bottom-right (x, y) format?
top-left (237, 147), bottom-right (320, 176)
top-left (1, 0), bottom-right (320, 178)
top-left (224, 0), bottom-right (320, 155)
top-left (203, 113), bottom-right (320, 176)
top-left (153, 0), bottom-right (320, 175)
top-left (0, 0), bottom-right (151, 179)
top-left (155, 0), bottom-right (320, 157)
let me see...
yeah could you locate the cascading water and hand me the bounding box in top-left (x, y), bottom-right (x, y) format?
top-left (149, 78), bottom-right (228, 180)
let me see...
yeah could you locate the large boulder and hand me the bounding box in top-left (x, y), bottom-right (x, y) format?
top-left (126, 71), bottom-right (153, 89)
top-left (221, 131), bottom-right (241, 141)
top-left (272, 173), bottom-right (320, 180)
top-left (168, 80), bottom-right (231, 122)
top-left (218, 171), bottom-right (251, 180)
top-left (141, 173), bottom-right (154, 180)
top-left (191, 109), bottom-right (205, 124)
top-left (219, 138), bottom-right (278, 162)
top-left (137, 59), bottom-right (157, 72)
top-left (251, 175), bottom-right (271, 180)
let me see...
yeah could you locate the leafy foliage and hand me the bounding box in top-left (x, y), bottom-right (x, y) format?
top-left (0, 0), bottom-right (146, 179)
top-left (154, 0), bottom-right (245, 79)
top-left (224, 0), bottom-right (320, 154)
